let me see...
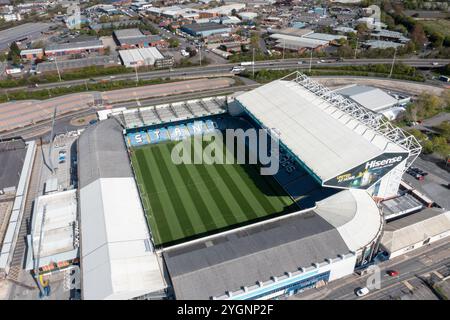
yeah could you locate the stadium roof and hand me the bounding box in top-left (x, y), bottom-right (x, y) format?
top-left (78, 119), bottom-right (132, 188)
top-left (164, 189), bottom-right (381, 300)
top-left (333, 85), bottom-right (399, 112)
top-left (78, 120), bottom-right (166, 299)
top-left (235, 74), bottom-right (408, 183)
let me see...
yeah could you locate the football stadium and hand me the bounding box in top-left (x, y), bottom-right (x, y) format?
top-left (77, 72), bottom-right (422, 300)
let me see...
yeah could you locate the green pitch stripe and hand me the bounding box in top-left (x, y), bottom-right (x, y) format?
top-left (199, 149), bottom-right (257, 223)
top-left (213, 163), bottom-right (262, 220)
top-left (143, 148), bottom-right (186, 242)
top-left (242, 162), bottom-right (292, 210)
top-left (221, 147), bottom-right (277, 218)
top-left (162, 143), bottom-right (225, 229)
top-left (149, 146), bottom-right (198, 238)
top-left (134, 149), bottom-right (175, 245)
top-left (182, 160), bottom-right (238, 227)
top-left (157, 145), bottom-right (216, 234)
top-left (189, 144), bottom-right (243, 226)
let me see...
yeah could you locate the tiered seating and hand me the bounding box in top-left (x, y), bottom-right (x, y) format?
top-left (186, 100), bottom-right (209, 117)
top-left (140, 107), bottom-right (160, 126)
top-left (171, 103), bottom-right (192, 119)
top-left (123, 110), bottom-right (144, 128)
top-left (202, 98), bottom-right (226, 114)
top-left (156, 105), bottom-right (177, 122)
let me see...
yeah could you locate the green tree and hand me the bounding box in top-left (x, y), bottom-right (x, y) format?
top-left (436, 121), bottom-right (450, 141)
top-left (168, 37), bottom-right (180, 48)
top-left (432, 136), bottom-right (450, 159)
top-left (7, 42), bottom-right (21, 65)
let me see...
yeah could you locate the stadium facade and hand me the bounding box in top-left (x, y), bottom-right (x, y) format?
top-left (77, 72), bottom-right (421, 300)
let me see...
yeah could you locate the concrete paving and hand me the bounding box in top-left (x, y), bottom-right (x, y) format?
top-left (0, 77), bottom-right (234, 133)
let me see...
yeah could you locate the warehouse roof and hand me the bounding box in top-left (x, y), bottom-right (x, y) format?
top-left (119, 47), bottom-right (165, 66)
top-left (46, 40), bottom-right (104, 53)
top-left (333, 85), bottom-right (399, 112)
top-left (364, 40), bottom-right (404, 49)
top-left (303, 32), bottom-right (347, 42)
top-left (235, 77), bottom-right (406, 183)
top-left (164, 189), bottom-right (380, 300)
top-left (114, 28), bottom-right (145, 39)
top-left (270, 33), bottom-right (328, 48)
top-left (381, 208), bottom-right (450, 253)
top-left (25, 190), bottom-right (78, 270)
top-left (182, 22), bottom-right (231, 33)
top-left (270, 27), bottom-right (314, 37)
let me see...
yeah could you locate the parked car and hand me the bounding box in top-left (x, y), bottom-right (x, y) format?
top-left (356, 287), bottom-right (370, 297)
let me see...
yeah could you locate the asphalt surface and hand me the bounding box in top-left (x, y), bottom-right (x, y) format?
top-left (0, 77), bottom-right (234, 134)
top-left (402, 156), bottom-right (450, 209)
top-left (291, 237), bottom-right (450, 300)
top-left (0, 83), bottom-right (255, 140)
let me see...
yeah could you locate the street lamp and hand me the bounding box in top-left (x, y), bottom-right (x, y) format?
top-left (388, 46), bottom-right (397, 78)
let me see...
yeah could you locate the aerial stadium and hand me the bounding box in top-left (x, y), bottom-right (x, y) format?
top-left (77, 72), bottom-right (421, 300)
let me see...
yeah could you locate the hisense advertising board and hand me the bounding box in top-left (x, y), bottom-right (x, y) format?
top-left (323, 152), bottom-right (409, 189)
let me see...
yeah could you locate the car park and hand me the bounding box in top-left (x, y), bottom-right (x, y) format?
top-left (406, 167), bottom-right (427, 180)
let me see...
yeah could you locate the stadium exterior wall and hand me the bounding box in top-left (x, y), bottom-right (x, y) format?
top-left (217, 253), bottom-right (356, 300)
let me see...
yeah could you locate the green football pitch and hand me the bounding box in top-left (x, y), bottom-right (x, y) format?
top-left (131, 137), bottom-right (297, 246)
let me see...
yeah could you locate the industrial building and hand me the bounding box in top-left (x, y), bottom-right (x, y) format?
top-left (333, 84), bottom-right (411, 120)
top-left (269, 29), bottom-right (345, 52)
top-left (0, 140), bottom-right (36, 277)
top-left (181, 22), bottom-right (232, 37)
top-left (118, 47), bottom-right (173, 68)
top-left (25, 190), bottom-right (79, 273)
top-left (20, 48), bottom-right (44, 61)
top-left (363, 40), bottom-right (405, 49)
top-left (76, 73), bottom-right (422, 300)
top-left (381, 208), bottom-right (450, 259)
top-left (45, 40), bottom-right (105, 57)
top-left (113, 28), bottom-right (165, 48)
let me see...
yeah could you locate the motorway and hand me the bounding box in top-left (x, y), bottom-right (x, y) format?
top-left (4, 58), bottom-right (449, 93)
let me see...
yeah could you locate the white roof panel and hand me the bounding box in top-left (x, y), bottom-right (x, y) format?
top-left (80, 177), bottom-right (166, 300)
top-left (236, 79), bottom-right (404, 181)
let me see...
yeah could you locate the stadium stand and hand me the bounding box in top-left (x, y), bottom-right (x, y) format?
top-left (112, 97), bottom-right (227, 130)
top-left (77, 119), bottom-right (167, 299)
